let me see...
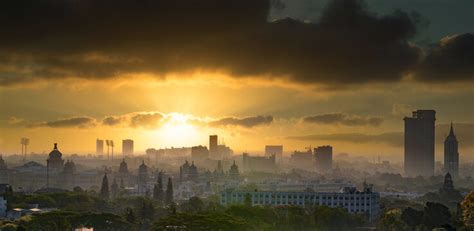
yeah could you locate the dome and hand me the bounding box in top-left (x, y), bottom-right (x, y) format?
top-left (139, 160), bottom-right (148, 173)
top-left (63, 160), bottom-right (76, 174)
top-left (119, 159), bottom-right (129, 174)
top-left (48, 143), bottom-right (63, 160)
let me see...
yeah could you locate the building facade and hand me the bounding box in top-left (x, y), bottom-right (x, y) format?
top-left (444, 123), bottom-right (459, 177)
top-left (221, 186), bottom-right (380, 221)
top-left (209, 135), bottom-right (219, 159)
top-left (191, 145), bottom-right (209, 160)
top-left (0, 196), bottom-right (6, 217)
top-left (265, 145), bottom-right (283, 162)
top-left (242, 153), bottom-right (276, 173)
top-left (404, 110), bottom-right (436, 177)
top-left (314, 146), bottom-right (333, 172)
top-left (96, 139), bottom-right (104, 156)
top-left (122, 139), bottom-right (134, 156)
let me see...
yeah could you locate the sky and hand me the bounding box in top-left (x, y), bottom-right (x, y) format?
top-left (0, 0), bottom-right (473, 162)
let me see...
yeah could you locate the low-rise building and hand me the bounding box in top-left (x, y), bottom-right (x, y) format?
top-left (221, 185), bottom-right (380, 221)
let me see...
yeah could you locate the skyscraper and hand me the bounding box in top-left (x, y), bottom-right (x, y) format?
top-left (444, 123), bottom-right (459, 177)
top-left (404, 110), bottom-right (436, 177)
top-left (209, 135), bottom-right (219, 159)
top-left (96, 139), bottom-right (104, 156)
top-left (265, 145), bottom-right (283, 162)
top-left (314, 145), bottom-right (333, 172)
top-left (122, 139), bottom-right (134, 156)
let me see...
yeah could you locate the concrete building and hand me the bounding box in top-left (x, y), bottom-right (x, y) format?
top-left (265, 145), bottom-right (283, 162)
top-left (444, 123), bottom-right (459, 177)
top-left (290, 149), bottom-right (313, 169)
top-left (404, 110), bottom-right (436, 177)
top-left (0, 196), bottom-right (6, 217)
top-left (314, 146), bottom-right (333, 172)
top-left (242, 153), bottom-right (276, 173)
top-left (221, 185), bottom-right (380, 221)
top-left (122, 139), bottom-right (134, 156)
top-left (46, 143), bottom-right (65, 188)
top-left (209, 135), bottom-right (219, 159)
top-left (96, 139), bottom-right (104, 156)
top-left (191, 145), bottom-right (209, 160)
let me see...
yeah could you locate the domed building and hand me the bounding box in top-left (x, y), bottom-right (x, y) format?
top-left (62, 160), bottom-right (76, 190)
top-left (117, 159), bottom-right (130, 187)
top-left (47, 143), bottom-right (64, 172)
top-left (228, 160), bottom-right (240, 180)
top-left (46, 143), bottom-right (65, 188)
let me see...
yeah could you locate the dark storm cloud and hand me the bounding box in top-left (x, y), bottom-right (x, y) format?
top-left (416, 33), bottom-right (474, 82)
top-left (287, 123), bottom-right (474, 148)
top-left (28, 116), bottom-right (96, 128)
top-left (303, 113), bottom-right (383, 127)
top-left (209, 116), bottom-right (273, 128)
top-left (0, 0), bottom-right (431, 86)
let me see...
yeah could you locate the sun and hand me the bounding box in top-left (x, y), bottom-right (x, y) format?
top-left (156, 113), bottom-right (200, 147)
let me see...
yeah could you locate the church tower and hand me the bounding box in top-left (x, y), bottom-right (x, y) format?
top-left (444, 123), bottom-right (459, 177)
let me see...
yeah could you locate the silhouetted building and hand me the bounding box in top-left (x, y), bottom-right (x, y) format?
top-left (314, 146), bottom-right (333, 172)
top-left (62, 160), bottom-right (76, 190)
top-left (265, 145), bottom-right (283, 162)
top-left (290, 149), bottom-right (313, 169)
top-left (214, 160), bottom-right (225, 178)
top-left (179, 160), bottom-right (198, 183)
top-left (242, 153), bottom-right (276, 173)
top-left (96, 139), bottom-right (104, 156)
top-left (47, 143), bottom-right (64, 188)
top-left (228, 161), bottom-right (240, 180)
top-left (0, 156), bottom-right (8, 183)
top-left (209, 135), bottom-right (219, 159)
top-left (117, 159), bottom-right (130, 187)
top-left (122, 139), bottom-right (134, 156)
top-left (444, 123), bottom-right (459, 177)
top-left (217, 144), bottom-right (233, 159)
top-left (404, 110), bottom-right (436, 177)
top-left (191, 145), bottom-right (209, 160)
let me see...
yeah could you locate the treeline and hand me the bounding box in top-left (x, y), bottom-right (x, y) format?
top-left (0, 190), bottom-right (366, 231)
top-left (377, 190), bottom-right (474, 231)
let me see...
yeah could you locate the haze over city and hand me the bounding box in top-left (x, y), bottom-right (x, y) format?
top-left (0, 0), bottom-right (473, 230)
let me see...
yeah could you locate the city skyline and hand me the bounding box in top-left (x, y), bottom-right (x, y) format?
top-left (1, 0), bottom-right (473, 159)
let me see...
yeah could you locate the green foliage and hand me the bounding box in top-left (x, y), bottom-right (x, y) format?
top-left (314, 206), bottom-right (364, 231)
top-left (20, 211), bottom-right (132, 231)
top-left (153, 212), bottom-right (249, 231)
top-left (423, 202), bottom-right (452, 230)
top-left (376, 209), bottom-right (409, 231)
top-left (401, 207), bottom-right (423, 229)
top-left (100, 174), bottom-right (110, 200)
top-left (165, 177), bottom-right (173, 205)
top-left (460, 190), bottom-right (474, 228)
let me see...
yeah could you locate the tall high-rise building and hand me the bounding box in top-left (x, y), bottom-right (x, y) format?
top-left (404, 110), bottom-right (436, 177)
top-left (209, 135), bottom-right (219, 159)
top-left (122, 139), bottom-right (134, 156)
top-left (96, 139), bottom-right (104, 156)
top-left (444, 123), bottom-right (459, 177)
top-left (265, 145), bottom-right (283, 161)
top-left (314, 145), bottom-right (333, 172)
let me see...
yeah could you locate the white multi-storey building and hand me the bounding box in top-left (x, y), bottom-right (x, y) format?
top-left (221, 186), bottom-right (380, 221)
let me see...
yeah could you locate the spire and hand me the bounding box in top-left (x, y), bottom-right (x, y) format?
top-left (54, 143), bottom-right (58, 150)
top-left (449, 121), bottom-right (455, 136)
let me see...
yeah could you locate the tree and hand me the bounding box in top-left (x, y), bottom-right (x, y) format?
top-left (125, 207), bottom-right (136, 224)
top-left (377, 209), bottom-right (409, 231)
top-left (460, 190), bottom-right (474, 228)
top-left (153, 212), bottom-right (249, 231)
top-left (100, 174), bottom-right (110, 200)
top-left (165, 177), bottom-right (173, 205)
top-left (244, 193), bottom-right (252, 207)
top-left (153, 172), bottom-right (164, 205)
top-left (111, 178), bottom-right (119, 198)
top-left (401, 207), bottom-right (423, 230)
top-left (423, 202), bottom-right (452, 229)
